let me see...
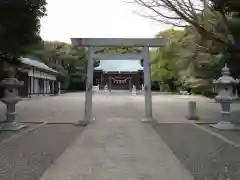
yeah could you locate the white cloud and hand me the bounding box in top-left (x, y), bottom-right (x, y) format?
top-left (40, 0), bottom-right (171, 43)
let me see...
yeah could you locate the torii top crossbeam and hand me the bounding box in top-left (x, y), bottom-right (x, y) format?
top-left (71, 38), bottom-right (165, 47)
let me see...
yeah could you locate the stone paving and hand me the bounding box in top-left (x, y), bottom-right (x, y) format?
top-left (39, 117), bottom-right (194, 180)
top-left (0, 92), bottom-right (240, 179)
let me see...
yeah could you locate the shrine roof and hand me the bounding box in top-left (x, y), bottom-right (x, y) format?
top-left (94, 60), bottom-right (143, 72)
top-left (20, 57), bottom-right (58, 74)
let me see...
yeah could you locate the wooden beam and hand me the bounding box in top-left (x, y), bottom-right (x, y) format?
top-left (71, 38), bottom-right (165, 47)
top-left (92, 47), bottom-right (105, 53)
top-left (92, 47), bottom-right (143, 53)
top-left (92, 53), bottom-right (143, 60)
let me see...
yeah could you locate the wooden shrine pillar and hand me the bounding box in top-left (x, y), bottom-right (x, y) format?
top-left (128, 77), bottom-right (132, 92)
top-left (108, 76), bottom-right (112, 92)
top-left (100, 73), bottom-right (103, 87)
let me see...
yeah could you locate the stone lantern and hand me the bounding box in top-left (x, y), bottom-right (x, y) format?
top-left (132, 84), bottom-right (136, 95)
top-left (104, 84), bottom-right (108, 93)
top-left (210, 64), bottom-right (239, 130)
top-left (0, 64), bottom-right (27, 131)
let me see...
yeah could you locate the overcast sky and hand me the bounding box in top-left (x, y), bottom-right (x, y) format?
top-left (40, 0), bottom-right (171, 43)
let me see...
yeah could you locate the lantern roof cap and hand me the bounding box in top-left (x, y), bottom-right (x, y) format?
top-left (214, 64), bottom-right (239, 84)
top-left (221, 64), bottom-right (230, 75)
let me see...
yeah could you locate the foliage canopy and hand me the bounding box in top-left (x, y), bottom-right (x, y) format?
top-left (0, 0), bottom-right (46, 64)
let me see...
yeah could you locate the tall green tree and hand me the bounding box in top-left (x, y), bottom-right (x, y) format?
top-left (151, 29), bottom-right (184, 91)
top-left (206, 0), bottom-right (240, 78)
top-left (131, 0), bottom-right (240, 78)
top-left (24, 41), bottom-right (87, 91)
top-left (0, 0), bottom-right (46, 64)
top-left (151, 27), bottom-right (224, 96)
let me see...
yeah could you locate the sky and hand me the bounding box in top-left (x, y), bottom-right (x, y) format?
top-left (40, 0), bottom-right (172, 43)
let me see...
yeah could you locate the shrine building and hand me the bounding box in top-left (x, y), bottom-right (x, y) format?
top-left (0, 57), bottom-right (60, 98)
top-left (93, 59), bottom-right (143, 90)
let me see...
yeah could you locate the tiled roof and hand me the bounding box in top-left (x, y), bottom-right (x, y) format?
top-left (20, 57), bottom-right (58, 74)
top-left (94, 60), bottom-right (143, 72)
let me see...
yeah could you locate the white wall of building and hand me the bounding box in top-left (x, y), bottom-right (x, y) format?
top-left (28, 68), bottom-right (57, 80)
top-left (34, 78), bottom-right (38, 94)
top-left (24, 68), bottom-right (61, 96)
top-left (31, 77), bottom-right (34, 94)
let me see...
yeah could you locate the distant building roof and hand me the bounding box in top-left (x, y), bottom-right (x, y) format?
top-left (20, 57), bottom-right (58, 74)
top-left (94, 60), bottom-right (143, 72)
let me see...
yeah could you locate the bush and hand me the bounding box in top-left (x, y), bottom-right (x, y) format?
top-left (151, 81), bottom-right (160, 91)
top-left (201, 91), bottom-right (217, 98)
top-left (190, 85), bottom-right (216, 98)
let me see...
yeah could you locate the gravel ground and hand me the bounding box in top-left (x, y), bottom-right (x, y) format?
top-left (0, 123), bottom-right (37, 143)
top-left (0, 93), bottom-right (85, 123)
top-left (0, 93), bottom-right (240, 179)
top-left (151, 121), bottom-right (240, 180)
top-left (201, 124), bottom-right (240, 145)
top-left (0, 92), bottom-right (239, 124)
top-left (0, 124), bottom-right (84, 180)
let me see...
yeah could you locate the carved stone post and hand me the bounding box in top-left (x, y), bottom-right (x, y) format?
top-left (187, 101), bottom-right (199, 120)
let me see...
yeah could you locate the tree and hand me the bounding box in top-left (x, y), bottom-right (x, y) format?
top-left (210, 0), bottom-right (240, 13)
top-left (208, 0), bottom-right (240, 78)
top-left (151, 29), bottom-right (184, 91)
top-left (128, 0), bottom-right (234, 46)
top-left (151, 27), bottom-right (224, 96)
top-left (24, 41), bottom-right (87, 91)
top-left (0, 0), bottom-right (47, 64)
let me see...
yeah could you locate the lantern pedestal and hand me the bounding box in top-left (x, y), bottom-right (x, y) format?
top-left (0, 121), bottom-right (27, 131)
top-left (210, 121), bottom-right (240, 130)
top-left (141, 117), bottom-right (153, 123)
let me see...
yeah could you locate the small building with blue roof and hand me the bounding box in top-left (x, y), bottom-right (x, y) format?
top-left (17, 57), bottom-right (61, 97)
top-left (94, 59), bottom-right (143, 90)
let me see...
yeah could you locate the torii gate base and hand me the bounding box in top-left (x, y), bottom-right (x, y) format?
top-left (71, 38), bottom-right (164, 125)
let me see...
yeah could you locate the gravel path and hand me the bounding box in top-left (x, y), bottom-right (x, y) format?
top-left (0, 124), bottom-right (84, 180)
top-left (151, 121), bottom-right (240, 180)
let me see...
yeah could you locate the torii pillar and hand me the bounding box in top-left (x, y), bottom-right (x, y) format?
top-left (142, 46), bottom-right (152, 121)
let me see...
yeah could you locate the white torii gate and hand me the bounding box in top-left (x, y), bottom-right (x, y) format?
top-left (71, 38), bottom-right (165, 125)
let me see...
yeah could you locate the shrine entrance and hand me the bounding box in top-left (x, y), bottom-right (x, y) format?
top-left (111, 75), bottom-right (131, 90)
top-left (71, 38), bottom-right (164, 125)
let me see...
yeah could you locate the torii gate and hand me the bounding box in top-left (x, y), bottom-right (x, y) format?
top-left (71, 38), bottom-right (165, 125)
